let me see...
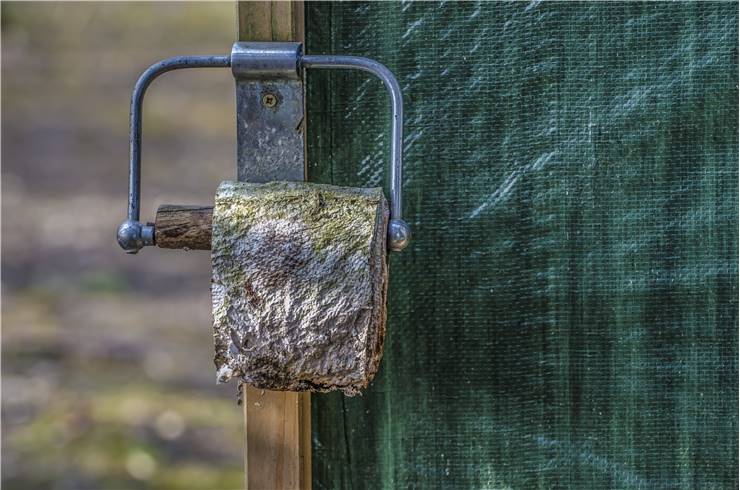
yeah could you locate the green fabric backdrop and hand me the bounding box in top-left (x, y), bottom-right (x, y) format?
top-left (306, 2), bottom-right (738, 488)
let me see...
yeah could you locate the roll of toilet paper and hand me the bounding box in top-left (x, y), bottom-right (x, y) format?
top-left (211, 180), bottom-right (388, 395)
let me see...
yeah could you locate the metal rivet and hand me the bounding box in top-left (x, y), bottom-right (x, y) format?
top-left (261, 93), bottom-right (278, 108)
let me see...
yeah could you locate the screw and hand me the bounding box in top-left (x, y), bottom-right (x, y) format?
top-left (262, 93), bottom-right (278, 108)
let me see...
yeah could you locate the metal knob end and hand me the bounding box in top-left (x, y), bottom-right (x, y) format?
top-left (117, 219), bottom-right (154, 254)
top-left (388, 219), bottom-right (411, 252)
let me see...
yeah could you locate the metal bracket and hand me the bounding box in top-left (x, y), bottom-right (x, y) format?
top-left (232, 42), bottom-right (305, 183)
top-left (117, 42), bottom-right (411, 254)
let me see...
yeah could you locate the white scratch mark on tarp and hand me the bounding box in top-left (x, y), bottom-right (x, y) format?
top-left (525, 0), bottom-right (543, 12)
top-left (468, 172), bottom-right (520, 219)
top-left (468, 151), bottom-right (557, 219)
top-left (402, 19), bottom-right (424, 40)
top-left (468, 2), bottom-right (482, 20)
top-left (527, 434), bottom-right (674, 489)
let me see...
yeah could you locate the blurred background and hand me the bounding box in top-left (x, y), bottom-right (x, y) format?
top-left (2, 3), bottom-right (246, 489)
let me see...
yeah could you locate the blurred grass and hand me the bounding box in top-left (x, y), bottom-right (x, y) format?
top-left (2, 3), bottom-right (246, 489)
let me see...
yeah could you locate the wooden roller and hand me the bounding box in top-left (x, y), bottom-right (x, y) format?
top-left (154, 204), bottom-right (213, 250)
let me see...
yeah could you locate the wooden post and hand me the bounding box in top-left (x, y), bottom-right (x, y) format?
top-left (236, 2), bottom-right (310, 489)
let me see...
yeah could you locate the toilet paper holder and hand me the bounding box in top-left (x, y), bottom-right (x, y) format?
top-left (117, 42), bottom-right (411, 254)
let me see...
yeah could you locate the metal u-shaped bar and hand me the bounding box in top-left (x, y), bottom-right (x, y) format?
top-left (118, 47), bottom-right (410, 253)
top-left (301, 55), bottom-right (411, 251)
top-left (118, 55), bottom-right (230, 253)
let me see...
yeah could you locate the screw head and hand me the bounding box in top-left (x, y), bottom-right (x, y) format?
top-left (261, 93), bottom-right (278, 108)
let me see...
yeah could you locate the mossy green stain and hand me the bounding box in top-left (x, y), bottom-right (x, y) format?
top-left (213, 181), bottom-right (384, 261)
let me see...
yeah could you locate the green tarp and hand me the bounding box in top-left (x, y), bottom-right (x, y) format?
top-left (306, 2), bottom-right (738, 488)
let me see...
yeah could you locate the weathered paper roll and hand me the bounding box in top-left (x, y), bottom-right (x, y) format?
top-left (211, 180), bottom-right (388, 395)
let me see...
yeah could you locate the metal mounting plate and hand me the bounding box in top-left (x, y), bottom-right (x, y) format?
top-left (232, 42), bottom-right (305, 183)
top-left (235, 80), bottom-right (304, 182)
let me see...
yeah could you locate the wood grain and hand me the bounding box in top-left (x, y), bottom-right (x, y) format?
top-left (237, 2), bottom-right (310, 489)
top-left (154, 205), bottom-right (212, 250)
top-left (245, 391), bottom-right (311, 490)
top-left (237, 1), bottom-right (302, 42)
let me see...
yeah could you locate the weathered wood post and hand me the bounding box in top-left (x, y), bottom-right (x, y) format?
top-left (236, 2), bottom-right (311, 489)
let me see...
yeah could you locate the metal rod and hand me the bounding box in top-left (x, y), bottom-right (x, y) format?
top-left (118, 49), bottom-right (410, 253)
top-left (118, 55), bottom-right (230, 253)
top-left (300, 55), bottom-right (410, 251)
top-left (129, 55), bottom-right (230, 222)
